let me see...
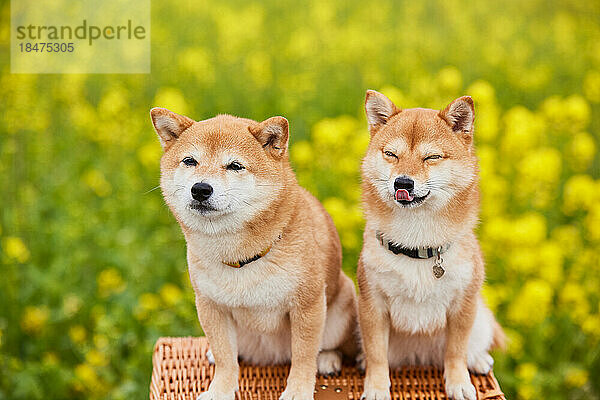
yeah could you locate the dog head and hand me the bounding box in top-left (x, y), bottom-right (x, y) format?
top-left (361, 90), bottom-right (479, 213)
top-left (151, 108), bottom-right (289, 234)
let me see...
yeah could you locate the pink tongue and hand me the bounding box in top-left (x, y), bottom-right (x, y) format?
top-left (395, 189), bottom-right (414, 201)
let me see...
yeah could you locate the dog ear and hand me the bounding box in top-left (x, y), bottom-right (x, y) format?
top-left (439, 96), bottom-right (475, 133)
top-left (365, 90), bottom-right (401, 134)
top-left (150, 107), bottom-right (195, 150)
top-left (249, 116), bottom-right (289, 158)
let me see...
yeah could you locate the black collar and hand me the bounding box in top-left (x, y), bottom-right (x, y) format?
top-left (223, 245), bottom-right (272, 268)
top-left (376, 231), bottom-right (450, 259)
top-left (222, 234), bottom-right (282, 268)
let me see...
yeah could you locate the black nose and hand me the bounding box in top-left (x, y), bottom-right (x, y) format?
top-left (191, 182), bottom-right (213, 202)
top-left (394, 176), bottom-right (414, 192)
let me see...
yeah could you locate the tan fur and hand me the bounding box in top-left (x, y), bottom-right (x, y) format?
top-left (358, 91), bottom-right (503, 400)
top-left (151, 109), bottom-right (358, 400)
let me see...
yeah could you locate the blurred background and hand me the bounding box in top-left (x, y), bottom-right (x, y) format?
top-left (1, 0), bottom-right (599, 399)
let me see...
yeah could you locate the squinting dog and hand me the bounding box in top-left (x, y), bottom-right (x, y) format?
top-left (357, 91), bottom-right (504, 400)
top-left (151, 108), bottom-right (359, 400)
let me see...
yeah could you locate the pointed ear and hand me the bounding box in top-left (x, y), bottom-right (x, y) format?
top-left (365, 90), bottom-right (401, 134)
top-left (150, 107), bottom-right (195, 150)
top-left (439, 96), bottom-right (475, 133)
top-left (248, 116), bottom-right (289, 158)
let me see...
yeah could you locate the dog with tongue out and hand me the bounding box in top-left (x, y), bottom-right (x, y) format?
top-left (357, 90), bottom-right (505, 400)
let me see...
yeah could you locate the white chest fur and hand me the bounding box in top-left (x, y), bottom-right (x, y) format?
top-left (363, 234), bottom-right (473, 335)
top-left (189, 256), bottom-right (298, 309)
top-left (188, 245), bottom-right (301, 339)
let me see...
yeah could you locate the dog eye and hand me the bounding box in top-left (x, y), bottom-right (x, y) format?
top-left (383, 150), bottom-right (398, 159)
top-left (182, 157), bottom-right (198, 166)
top-left (424, 154), bottom-right (443, 161)
top-left (226, 161), bottom-right (245, 171)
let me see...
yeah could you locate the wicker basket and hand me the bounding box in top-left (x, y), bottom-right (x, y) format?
top-left (150, 337), bottom-right (505, 400)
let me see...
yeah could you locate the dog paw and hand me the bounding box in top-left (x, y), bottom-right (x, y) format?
top-left (444, 380), bottom-right (477, 400)
top-left (197, 388), bottom-right (235, 400)
top-left (279, 385), bottom-right (314, 400)
top-left (206, 348), bottom-right (215, 365)
top-left (360, 387), bottom-right (391, 400)
top-left (361, 378), bottom-right (391, 400)
top-left (468, 352), bottom-right (493, 375)
top-left (317, 350), bottom-right (342, 376)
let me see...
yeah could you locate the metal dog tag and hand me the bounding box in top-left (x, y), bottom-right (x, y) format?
top-left (433, 249), bottom-right (445, 279)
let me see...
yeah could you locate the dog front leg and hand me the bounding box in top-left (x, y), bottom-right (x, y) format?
top-left (280, 293), bottom-right (326, 400)
top-left (195, 295), bottom-right (239, 400)
top-left (444, 294), bottom-right (477, 400)
top-left (359, 289), bottom-right (391, 400)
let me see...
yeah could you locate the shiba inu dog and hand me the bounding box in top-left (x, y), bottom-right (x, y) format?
top-left (357, 91), bottom-right (504, 400)
top-left (151, 108), bottom-right (358, 400)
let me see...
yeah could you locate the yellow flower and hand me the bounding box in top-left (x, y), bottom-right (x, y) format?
top-left (351, 129), bottom-right (370, 155)
top-left (70, 102), bottom-right (97, 131)
top-left (97, 268), bottom-right (126, 298)
top-left (520, 148), bottom-right (562, 183)
top-left (559, 283), bottom-right (589, 324)
top-left (3, 237), bottom-right (30, 263)
top-left (474, 102), bottom-right (500, 142)
top-left (518, 384), bottom-right (537, 400)
top-left (509, 213), bottom-right (547, 247)
top-left (564, 95), bottom-right (591, 129)
top-left (582, 315), bottom-right (600, 338)
top-left (43, 352), bottom-right (59, 365)
top-left (517, 148), bottom-right (562, 207)
top-left (137, 142), bottom-right (162, 169)
top-left (565, 367), bottom-right (589, 388)
top-left (567, 132), bottom-right (597, 171)
top-left (482, 216), bottom-right (511, 245)
top-left (74, 363), bottom-right (101, 390)
top-left (159, 283), bottom-right (183, 306)
top-left (82, 169), bottom-right (112, 197)
top-left (153, 87), bottom-right (189, 115)
top-left (177, 48), bottom-right (215, 85)
top-left (245, 52), bottom-right (272, 88)
top-left (477, 145), bottom-right (497, 177)
top-left (481, 284), bottom-right (500, 312)
top-left (517, 362), bottom-right (538, 382)
top-left (507, 250), bottom-right (538, 276)
top-left (86, 349), bottom-right (109, 367)
top-left (551, 225), bottom-right (582, 256)
top-left (379, 86), bottom-right (409, 108)
top-left (322, 197), bottom-right (363, 250)
top-left (437, 66), bottom-right (463, 93)
top-left (563, 174), bottom-right (597, 214)
top-left (541, 95), bottom-right (590, 133)
top-left (584, 203), bottom-right (600, 242)
top-left (501, 106), bottom-right (545, 157)
top-left (505, 329), bottom-right (523, 357)
top-left (538, 242), bottom-right (564, 286)
top-left (312, 116), bottom-right (358, 147)
top-left (583, 70), bottom-right (600, 102)
top-left (98, 86), bottom-right (128, 118)
top-left (139, 293), bottom-right (161, 311)
top-left (290, 141), bottom-right (313, 168)
top-left (69, 325), bottom-right (87, 344)
top-left (467, 80), bottom-right (496, 105)
top-left (507, 280), bottom-right (553, 326)
top-left (480, 175), bottom-right (508, 218)
top-left (21, 306), bottom-right (49, 335)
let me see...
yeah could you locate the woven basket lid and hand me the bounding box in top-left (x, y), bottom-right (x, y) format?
top-left (150, 337), bottom-right (506, 400)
